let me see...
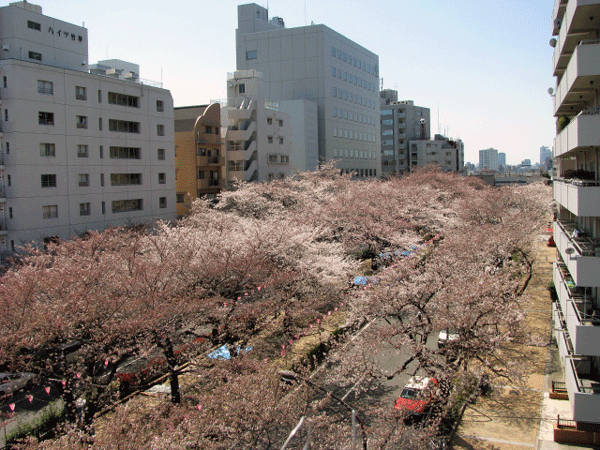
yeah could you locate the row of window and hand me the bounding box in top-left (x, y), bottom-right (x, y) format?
top-left (330, 46), bottom-right (378, 78)
top-left (333, 127), bottom-right (377, 143)
top-left (39, 172), bottom-right (167, 188)
top-left (267, 154), bottom-right (289, 164)
top-left (331, 66), bottom-right (377, 93)
top-left (197, 171), bottom-right (219, 184)
top-left (341, 168), bottom-right (377, 178)
top-left (36, 143), bottom-right (165, 160)
top-left (266, 117), bottom-right (284, 126)
top-left (40, 198), bottom-right (167, 219)
top-left (36, 80), bottom-right (165, 111)
top-left (35, 111), bottom-right (166, 135)
top-left (267, 136), bottom-right (284, 144)
top-left (332, 148), bottom-right (376, 160)
top-left (332, 86), bottom-right (376, 111)
top-left (332, 106), bottom-right (376, 126)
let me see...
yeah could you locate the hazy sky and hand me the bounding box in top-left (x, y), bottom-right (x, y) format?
top-left (33, 0), bottom-right (555, 165)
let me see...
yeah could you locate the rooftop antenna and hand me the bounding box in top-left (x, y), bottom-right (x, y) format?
top-left (437, 102), bottom-right (440, 135)
top-left (305, 0), bottom-right (307, 25)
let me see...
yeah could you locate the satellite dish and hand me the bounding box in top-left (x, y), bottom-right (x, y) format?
top-left (565, 247), bottom-right (575, 255)
top-left (554, 18), bottom-right (562, 29)
top-left (548, 87), bottom-right (555, 95)
top-left (549, 38), bottom-right (557, 47)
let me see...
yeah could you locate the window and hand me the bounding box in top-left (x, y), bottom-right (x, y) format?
top-left (246, 50), bottom-right (257, 60)
top-left (99, 117), bottom-right (102, 130)
top-left (75, 86), bottom-right (87, 100)
top-left (77, 144), bottom-right (88, 157)
top-left (100, 146), bottom-right (103, 159)
top-left (333, 107), bottom-right (337, 117)
top-left (27, 20), bottom-right (41, 31)
top-left (7, 174), bottom-right (10, 186)
top-left (110, 146), bottom-right (141, 159)
top-left (159, 197), bottom-right (167, 208)
top-left (331, 46), bottom-right (336, 57)
top-left (78, 173), bottom-right (89, 187)
top-left (28, 51), bottom-right (42, 61)
top-left (101, 201), bottom-right (105, 214)
top-left (278, 120), bottom-right (283, 127)
top-left (278, 137), bottom-right (284, 144)
top-left (268, 154), bottom-right (278, 163)
top-left (37, 80), bottom-right (53, 95)
top-left (228, 160), bottom-right (243, 171)
top-left (79, 202), bottom-right (91, 216)
top-left (197, 147), bottom-right (207, 156)
top-left (332, 66), bottom-right (336, 77)
top-left (158, 148), bottom-right (165, 160)
top-left (156, 100), bottom-right (164, 112)
top-left (281, 155), bottom-right (289, 163)
top-left (9, 207), bottom-right (12, 219)
top-left (42, 205), bottom-right (58, 219)
top-left (41, 174), bottom-right (56, 188)
top-left (267, 136), bottom-right (273, 144)
top-left (238, 83), bottom-right (245, 94)
top-left (3, 76), bottom-right (6, 88)
top-left (112, 199), bottom-right (143, 213)
top-left (176, 193), bottom-right (185, 203)
top-left (108, 92), bottom-right (139, 107)
top-left (76, 115), bottom-right (88, 129)
top-left (110, 173), bottom-right (142, 186)
top-left (157, 124), bottom-right (165, 136)
top-left (5, 142), bottom-right (9, 154)
top-left (40, 143), bottom-right (55, 157)
top-left (108, 119), bottom-right (140, 133)
top-left (197, 170), bottom-right (204, 179)
top-left (332, 86), bottom-right (337, 97)
top-left (158, 173), bottom-right (166, 184)
top-left (4, 109), bottom-right (7, 122)
top-left (267, 117), bottom-right (272, 125)
top-left (98, 90), bottom-right (102, 102)
top-left (101, 173), bottom-right (104, 187)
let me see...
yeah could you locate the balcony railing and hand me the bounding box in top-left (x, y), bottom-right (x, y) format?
top-left (555, 221), bottom-right (600, 287)
top-left (556, 220), bottom-right (599, 257)
top-left (565, 356), bottom-right (600, 423)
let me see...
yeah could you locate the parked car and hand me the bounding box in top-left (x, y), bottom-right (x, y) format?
top-left (0, 372), bottom-right (36, 397)
top-left (394, 376), bottom-right (438, 416)
top-left (437, 330), bottom-right (459, 348)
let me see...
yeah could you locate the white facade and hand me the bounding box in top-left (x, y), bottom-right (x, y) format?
top-left (236, 3), bottom-right (380, 177)
top-left (224, 70), bottom-right (292, 185)
top-left (408, 136), bottom-right (464, 173)
top-left (551, 0), bottom-right (600, 428)
top-left (478, 148), bottom-right (499, 171)
top-left (0, 2), bottom-right (175, 255)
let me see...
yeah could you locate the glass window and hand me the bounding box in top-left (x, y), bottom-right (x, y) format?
top-left (77, 144), bottom-right (88, 157)
top-left (331, 46), bottom-right (336, 57)
top-left (38, 112), bottom-right (54, 125)
top-left (159, 197), bottom-right (167, 208)
top-left (78, 173), bottom-right (89, 187)
top-left (156, 100), bottom-right (164, 112)
top-left (27, 20), bottom-right (41, 31)
top-left (158, 173), bottom-right (166, 184)
top-left (332, 66), bottom-right (336, 77)
top-left (37, 80), bottom-right (53, 95)
top-left (79, 203), bottom-right (91, 216)
top-left (157, 124), bottom-right (165, 136)
top-left (76, 115), bottom-right (88, 129)
top-left (29, 51), bottom-right (42, 61)
top-left (42, 205), bottom-right (58, 219)
top-left (41, 174), bottom-right (57, 188)
top-left (246, 50), bottom-right (258, 60)
top-left (158, 148), bottom-right (165, 160)
top-left (40, 143), bottom-right (55, 157)
top-left (75, 86), bottom-right (87, 100)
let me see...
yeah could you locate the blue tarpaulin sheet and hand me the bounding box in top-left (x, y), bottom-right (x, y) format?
top-left (208, 345), bottom-right (253, 360)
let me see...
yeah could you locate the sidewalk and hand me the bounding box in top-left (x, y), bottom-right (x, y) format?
top-left (451, 239), bottom-right (594, 450)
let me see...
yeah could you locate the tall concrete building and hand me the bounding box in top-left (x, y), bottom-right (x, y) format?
top-left (498, 152), bottom-right (507, 171)
top-left (551, 0), bottom-right (600, 439)
top-left (223, 70), bottom-right (292, 185)
top-left (478, 148), bottom-right (499, 171)
top-left (408, 135), bottom-right (464, 173)
top-left (380, 90), bottom-right (430, 176)
top-left (236, 3), bottom-right (380, 177)
top-left (0, 1), bottom-right (175, 257)
top-left (540, 145), bottom-right (552, 170)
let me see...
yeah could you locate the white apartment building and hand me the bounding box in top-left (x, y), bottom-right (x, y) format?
top-left (380, 90), bottom-right (430, 176)
top-left (236, 3), bottom-right (380, 177)
top-left (551, 0), bottom-right (600, 438)
top-left (0, 2), bottom-right (175, 256)
top-left (478, 148), bottom-right (499, 171)
top-left (408, 135), bottom-right (464, 173)
top-left (224, 70), bottom-right (292, 185)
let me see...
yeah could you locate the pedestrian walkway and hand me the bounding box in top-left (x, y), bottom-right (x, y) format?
top-left (451, 241), bottom-right (596, 450)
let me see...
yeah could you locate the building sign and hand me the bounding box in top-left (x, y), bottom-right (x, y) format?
top-left (48, 27), bottom-right (83, 43)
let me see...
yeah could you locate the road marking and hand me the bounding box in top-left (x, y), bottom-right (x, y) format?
top-left (457, 434), bottom-right (535, 448)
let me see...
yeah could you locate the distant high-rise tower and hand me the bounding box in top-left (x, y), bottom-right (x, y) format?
top-left (478, 148), bottom-right (499, 171)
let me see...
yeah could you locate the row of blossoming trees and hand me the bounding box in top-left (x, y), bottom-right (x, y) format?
top-left (0, 166), bottom-right (551, 449)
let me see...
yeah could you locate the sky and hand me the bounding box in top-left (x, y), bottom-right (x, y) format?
top-left (31, 0), bottom-right (556, 165)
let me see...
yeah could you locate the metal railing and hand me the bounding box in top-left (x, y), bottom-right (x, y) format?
top-left (552, 380), bottom-right (568, 393)
top-left (556, 220), bottom-right (600, 256)
top-left (556, 414), bottom-right (577, 429)
top-left (554, 177), bottom-right (600, 187)
top-left (567, 357), bottom-right (600, 395)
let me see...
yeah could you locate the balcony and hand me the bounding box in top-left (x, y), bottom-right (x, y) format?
top-left (552, 0), bottom-right (600, 76)
top-left (197, 179), bottom-right (221, 190)
top-left (196, 155), bottom-right (224, 166)
top-left (554, 41), bottom-right (600, 116)
top-left (554, 263), bottom-right (600, 356)
top-left (227, 123), bottom-right (256, 142)
top-left (554, 178), bottom-right (600, 215)
top-left (555, 220), bottom-right (600, 286)
top-left (565, 356), bottom-right (600, 423)
top-left (554, 109), bottom-right (600, 157)
top-left (396, 113), bottom-right (406, 119)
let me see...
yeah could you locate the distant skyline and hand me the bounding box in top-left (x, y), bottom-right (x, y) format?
top-left (32, 0), bottom-right (555, 165)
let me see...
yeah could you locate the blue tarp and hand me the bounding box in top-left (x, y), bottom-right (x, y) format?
top-left (353, 276), bottom-right (379, 286)
top-left (208, 345), bottom-right (253, 360)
